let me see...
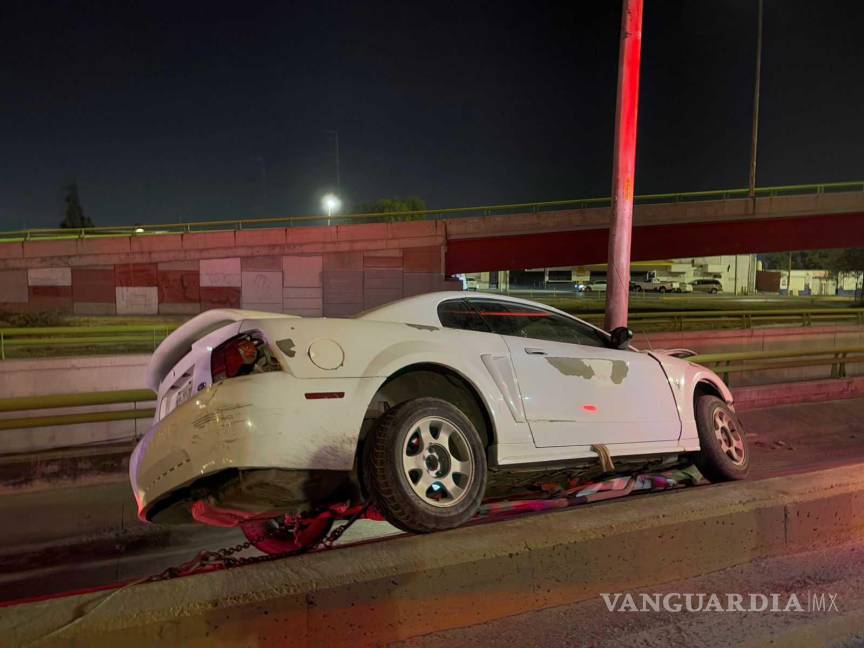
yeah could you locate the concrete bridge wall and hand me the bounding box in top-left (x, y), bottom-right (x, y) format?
top-left (0, 220), bottom-right (456, 316)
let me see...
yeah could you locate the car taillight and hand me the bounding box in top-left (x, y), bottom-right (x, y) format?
top-left (211, 334), bottom-right (279, 384)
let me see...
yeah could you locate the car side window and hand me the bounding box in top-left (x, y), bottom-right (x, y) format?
top-left (468, 299), bottom-right (607, 348)
top-left (437, 299), bottom-right (492, 333)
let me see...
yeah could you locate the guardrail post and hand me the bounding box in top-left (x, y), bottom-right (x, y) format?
top-left (803, 312), bottom-right (812, 327)
top-left (0, 333), bottom-right (4, 360)
top-left (831, 352), bottom-right (848, 378)
top-left (153, 328), bottom-right (157, 351)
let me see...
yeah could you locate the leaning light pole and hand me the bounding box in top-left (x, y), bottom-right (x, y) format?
top-left (604, 0), bottom-right (644, 331)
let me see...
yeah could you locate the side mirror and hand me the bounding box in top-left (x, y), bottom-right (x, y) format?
top-left (609, 326), bottom-right (633, 349)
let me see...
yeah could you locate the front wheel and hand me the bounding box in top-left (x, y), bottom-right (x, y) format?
top-left (363, 397), bottom-right (487, 533)
top-left (693, 395), bottom-right (750, 481)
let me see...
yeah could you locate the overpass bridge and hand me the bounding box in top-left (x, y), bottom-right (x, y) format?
top-left (0, 182), bottom-right (862, 316)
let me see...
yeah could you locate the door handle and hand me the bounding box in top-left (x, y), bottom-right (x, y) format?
top-left (524, 347), bottom-right (548, 356)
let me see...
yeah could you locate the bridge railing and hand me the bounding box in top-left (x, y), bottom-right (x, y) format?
top-left (0, 345), bottom-right (862, 432)
top-left (1, 307), bottom-right (863, 359)
top-left (1, 180), bottom-right (863, 243)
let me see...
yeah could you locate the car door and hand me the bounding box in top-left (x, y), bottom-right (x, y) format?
top-left (467, 298), bottom-right (680, 448)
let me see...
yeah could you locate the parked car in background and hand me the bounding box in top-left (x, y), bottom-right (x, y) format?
top-left (690, 278), bottom-right (724, 294)
top-left (130, 292), bottom-right (749, 555)
top-left (576, 280), bottom-right (607, 293)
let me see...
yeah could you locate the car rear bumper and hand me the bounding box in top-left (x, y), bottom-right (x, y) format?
top-left (129, 371), bottom-right (382, 521)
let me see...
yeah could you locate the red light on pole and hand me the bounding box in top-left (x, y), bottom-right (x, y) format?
top-left (605, 0), bottom-right (643, 331)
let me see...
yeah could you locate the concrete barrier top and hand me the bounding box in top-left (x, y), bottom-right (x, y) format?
top-left (4, 462), bottom-right (864, 647)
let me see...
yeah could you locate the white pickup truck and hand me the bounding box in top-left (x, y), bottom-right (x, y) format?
top-left (630, 272), bottom-right (684, 293)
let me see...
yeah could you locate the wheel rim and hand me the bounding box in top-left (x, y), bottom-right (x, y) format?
top-left (713, 408), bottom-right (746, 465)
top-left (401, 416), bottom-right (475, 508)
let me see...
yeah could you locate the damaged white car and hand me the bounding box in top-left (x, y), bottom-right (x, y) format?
top-left (130, 292), bottom-right (749, 553)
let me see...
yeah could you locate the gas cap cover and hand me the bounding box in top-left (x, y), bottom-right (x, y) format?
top-left (308, 339), bottom-right (344, 370)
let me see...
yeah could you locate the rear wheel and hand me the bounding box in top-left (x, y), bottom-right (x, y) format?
top-left (241, 514), bottom-right (333, 555)
top-left (693, 395), bottom-right (750, 481)
top-left (364, 397), bottom-right (487, 533)
top-left (658, 286), bottom-right (667, 293)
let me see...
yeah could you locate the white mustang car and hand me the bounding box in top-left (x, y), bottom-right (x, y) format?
top-left (130, 292), bottom-right (748, 552)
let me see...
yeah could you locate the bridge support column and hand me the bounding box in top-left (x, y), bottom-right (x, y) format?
top-left (605, 0), bottom-right (643, 331)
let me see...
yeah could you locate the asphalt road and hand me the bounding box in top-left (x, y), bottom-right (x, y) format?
top-left (0, 397), bottom-right (862, 606)
top-left (394, 538), bottom-right (864, 648)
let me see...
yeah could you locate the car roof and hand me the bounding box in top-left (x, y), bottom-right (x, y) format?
top-left (357, 291), bottom-right (576, 327)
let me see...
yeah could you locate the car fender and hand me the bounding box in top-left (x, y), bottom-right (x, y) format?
top-left (362, 335), bottom-right (526, 447)
top-left (648, 352), bottom-right (734, 450)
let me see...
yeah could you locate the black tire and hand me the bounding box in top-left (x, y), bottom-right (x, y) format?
top-left (584, 287), bottom-right (593, 293)
top-left (658, 286), bottom-right (667, 293)
top-left (693, 395), bottom-right (750, 481)
top-left (711, 288), bottom-right (719, 294)
top-left (364, 397), bottom-right (487, 533)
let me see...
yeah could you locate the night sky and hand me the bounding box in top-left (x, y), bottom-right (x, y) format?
top-left (2, 1), bottom-right (863, 229)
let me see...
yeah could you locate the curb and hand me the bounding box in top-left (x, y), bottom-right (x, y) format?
top-left (6, 463), bottom-right (864, 647)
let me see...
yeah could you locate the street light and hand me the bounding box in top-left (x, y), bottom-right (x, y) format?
top-left (322, 193), bottom-right (341, 225)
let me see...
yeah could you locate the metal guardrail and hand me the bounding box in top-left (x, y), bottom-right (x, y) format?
top-left (0, 389), bottom-right (156, 431)
top-left (1, 180), bottom-right (863, 243)
top-left (0, 324), bottom-right (176, 360)
top-left (690, 346), bottom-right (864, 384)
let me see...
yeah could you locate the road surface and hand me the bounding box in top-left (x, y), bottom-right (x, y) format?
top-left (394, 538), bottom-right (864, 648)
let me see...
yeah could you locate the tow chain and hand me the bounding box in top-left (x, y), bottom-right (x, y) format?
top-left (320, 502), bottom-right (369, 549)
top-left (144, 503), bottom-right (371, 583)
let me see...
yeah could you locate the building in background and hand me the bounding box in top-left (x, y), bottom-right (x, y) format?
top-left (463, 254), bottom-right (758, 294)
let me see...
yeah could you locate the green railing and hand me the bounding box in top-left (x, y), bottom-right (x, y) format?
top-left (0, 324), bottom-right (177, 360)
top-left (578, 307), bottom-right (864, 331)
top-left (1, 307), bottom-right (863, 359)
top-left (1, 180), bottom-right (862, 243)
top-left (0, 345), bottom-right (862, 431)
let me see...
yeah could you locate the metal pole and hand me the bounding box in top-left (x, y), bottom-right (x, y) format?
top-left (748, 0), bottom-right (764, 203)
top-left (605, 0), bottom-right (643, 331)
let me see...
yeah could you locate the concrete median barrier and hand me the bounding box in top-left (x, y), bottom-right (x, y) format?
top-left (4, 463), bottom-right (864, 647)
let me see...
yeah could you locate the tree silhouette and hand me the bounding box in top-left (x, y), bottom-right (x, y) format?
top-left (60, 182), bottom-right (94, 228)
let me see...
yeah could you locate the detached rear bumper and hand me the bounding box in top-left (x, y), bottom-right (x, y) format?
top-left (129, 371), bottom-right (382, 522)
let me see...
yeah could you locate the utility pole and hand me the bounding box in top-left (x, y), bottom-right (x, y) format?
top-left (748, 0), bottom-right (764, 204)
top-left (605, 0), bottom-right (644, 331)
